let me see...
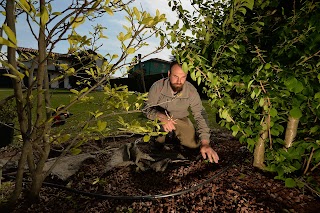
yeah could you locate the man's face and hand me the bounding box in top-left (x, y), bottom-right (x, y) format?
top-left (168, 64), bottom-right (187, 92)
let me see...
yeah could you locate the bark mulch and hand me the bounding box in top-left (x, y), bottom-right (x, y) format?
top-left (1, 129), bottom-right (320, 212)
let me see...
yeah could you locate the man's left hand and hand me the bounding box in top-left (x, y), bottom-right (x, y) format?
top-left (200, 141), bottom-right (219, 163)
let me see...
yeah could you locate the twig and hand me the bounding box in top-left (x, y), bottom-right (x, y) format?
top-left (304, 147), bottom-right (315, 175)
top-left (298, 49), bottom-right (320, 65)
top-left (311, 161), bottom-right (320, 172)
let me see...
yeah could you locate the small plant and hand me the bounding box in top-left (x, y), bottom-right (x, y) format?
top-left (0, 99), bottom-right (17, 124)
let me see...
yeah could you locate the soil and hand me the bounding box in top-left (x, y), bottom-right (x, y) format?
top-left (1, 128), bottom-right (319, 213)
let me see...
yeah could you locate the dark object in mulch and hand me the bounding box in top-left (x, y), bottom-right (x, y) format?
top-left (0, 123), bottom-right (14, 148)
top-left (52, 111), bottom-right (73, 127)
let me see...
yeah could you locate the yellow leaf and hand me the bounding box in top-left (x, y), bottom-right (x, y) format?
top-left (18, 0), bottom-right (31, 12)
top-left (2, 73), bottom-right (19, 80)
top-left (105, 7), bottom-right (114, 16)
top-left (111, 54), bottom-right (118, 59)
top-left (70, 148), bottom-right (81, 155)
top-left (117, 32), bottom-right (124, 42)
top-left (133, 7), bottom-right (141, 20)
top-left (97, 120), bottom-right (107, 131)
top-left (92, 178), bottom-right (100, 185)
top-left (127, 47), bottom-right (135, 54)
top-left (123, 32), bottom-right (132, 41)
top-left (2, 24), bottom-right (17, 45)
top-left (70, 89), bottom-right (79, 94)
top-left (71, 16), bottom-right (85, 28)
top-left (0, 36), bottom-right (16, 48)
top-left (95, 112), bottom-right (103, 118)
top-left (143, 135), bottom-right (150, 142)
top-left (40, 5), bottom-right (49, 26)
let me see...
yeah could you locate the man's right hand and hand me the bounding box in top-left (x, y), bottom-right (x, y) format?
top-left (162, 119), bottom-right (176, 132)
top-left (157, 112), bottom-right (177, 132)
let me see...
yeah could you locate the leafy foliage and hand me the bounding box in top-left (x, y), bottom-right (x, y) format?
top-left (167, 0), bottom-right (320, 187)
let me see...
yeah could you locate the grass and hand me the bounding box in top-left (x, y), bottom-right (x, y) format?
top-left (0, 88), bottom-right (218, 140)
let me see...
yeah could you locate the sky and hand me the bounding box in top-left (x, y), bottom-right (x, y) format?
top-left (0, 0), bottom-right (193, 77)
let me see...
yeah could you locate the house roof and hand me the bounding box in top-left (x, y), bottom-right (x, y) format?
top-left (17, 47), bottom-right (70, 58)
top-left (142, 58), bottom-right (171, 64)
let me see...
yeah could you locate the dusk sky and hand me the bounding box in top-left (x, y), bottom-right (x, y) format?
top-left (0, 0), bottom-right (193, 76)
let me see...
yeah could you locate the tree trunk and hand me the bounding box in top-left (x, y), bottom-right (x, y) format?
top-left (284, 116), bottom-right (299, 148)
top-left (28, 0), bottom-right (51, 200)
top-left (253, 116), bottom-right (269, 169)
top-left (6, 0), bottom-right (30, 205)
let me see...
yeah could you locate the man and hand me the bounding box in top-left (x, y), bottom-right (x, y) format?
top-left (143, 61), bottom-right (219, 163)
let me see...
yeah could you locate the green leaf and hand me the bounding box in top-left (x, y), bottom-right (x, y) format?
top-left (231, 125), bottom-right (239, 136)
top-left (290, 107), bottom-right (302, 119)
top-left (197, 76), bottom-right (201, 85)
top-left (293, 81), bottom-right (304, 94)
top-left (250, 90), bottom-right (256, 99)
top-left (270, 108), bottom-right (278, 117)
top-left (264, 63), bottom-right (271, 70)
top-left (285, 178), bottom-right (296, 188)
top-left (238, 7), bottom-right (247, 15)
top-left (143, 135), bottom-right (150, 142)
top-left (313, 149), bottom-right (320, 162)
top-left (221, 109), bottom-right (228, 119)
top-left (243, 0), bottom-right (254, 10)
top-left (229, 46), bottom-right (237, 53)
top-left (182, 62), bottom-right (189, 73)
top-left (70, 148), bottom-right (82, 155)
top-left (248, 80), bottom-right (254, 89)
top-left (190, 71), bottom-right (196, 81)
top-left (314, 92), bottom-right (320, 99)
top-left (259, 98), bottom-right (265, 107)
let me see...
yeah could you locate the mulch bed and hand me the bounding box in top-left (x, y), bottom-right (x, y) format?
top-left (2, 129), bottom-right (320, 212)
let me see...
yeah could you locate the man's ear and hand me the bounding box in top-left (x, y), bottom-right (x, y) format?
top-left (168, 71), bottom-right (170, 77)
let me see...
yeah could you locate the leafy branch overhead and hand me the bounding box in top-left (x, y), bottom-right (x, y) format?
top-left (0, 0), bottom-right (168, 203)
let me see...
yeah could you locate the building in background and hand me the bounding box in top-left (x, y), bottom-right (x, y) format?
top-left (0, 47), bottom-right (106, 89)
top-left (126, 54), bottom-right (171, 92)
top-left (16, 47), bottom-right (72, 89)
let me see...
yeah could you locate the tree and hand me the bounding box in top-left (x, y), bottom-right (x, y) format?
top-left (167, 0), bottom-right (320, 188)
top-left (0, 0), bottom-right (167, 205)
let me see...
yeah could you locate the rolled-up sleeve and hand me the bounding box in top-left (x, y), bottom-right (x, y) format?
top-left (189, 90), bottom-right (210, 141)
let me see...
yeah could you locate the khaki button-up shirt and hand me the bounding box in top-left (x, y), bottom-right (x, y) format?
top-left (144, 78), bottom-right (210, 141)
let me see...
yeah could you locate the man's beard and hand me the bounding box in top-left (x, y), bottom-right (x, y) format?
top-left (170, 82), bottom-right (183, 93)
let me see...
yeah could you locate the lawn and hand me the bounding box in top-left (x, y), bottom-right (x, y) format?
top-left (0, 88), bottom-right (218, 142)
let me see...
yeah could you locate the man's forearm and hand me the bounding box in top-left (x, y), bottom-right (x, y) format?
top-left (156, 112), bottom-right (168, 122)
top-left (201, 139), bottom-right (210, 146)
